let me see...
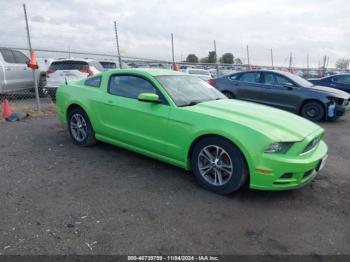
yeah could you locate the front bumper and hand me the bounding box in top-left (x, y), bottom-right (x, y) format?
top-left (250, 140), bottom-right (328, 191)
top-left (335, 102), bottom-right (350, 117)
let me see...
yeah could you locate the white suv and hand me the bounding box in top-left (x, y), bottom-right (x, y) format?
top-left (45, 58), bottom-right (103, 101)
top-left (185, 68), bottom-right (212, 81)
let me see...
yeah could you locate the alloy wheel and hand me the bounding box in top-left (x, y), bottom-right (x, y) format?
top-left (70, 113), bottom-right (88, 142)
top-left (197, 145), bottom-right (233, 186)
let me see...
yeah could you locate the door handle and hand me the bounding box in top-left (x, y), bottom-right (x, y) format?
top-left (5, 67), bottom-right (11, 71)
top-left (330, 83), bottom-right (336, 87)
top-left (105, 100), bottom-right (114, 105)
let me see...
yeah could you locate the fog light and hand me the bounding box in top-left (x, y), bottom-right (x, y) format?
top-left (280, 173), bottom-right (293, 179)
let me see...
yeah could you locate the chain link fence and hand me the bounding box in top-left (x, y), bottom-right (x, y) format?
top-left (1, 46), bottom-right (349, 120)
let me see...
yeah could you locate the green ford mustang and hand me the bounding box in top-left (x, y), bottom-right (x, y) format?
top-left (56, 69), bottom-right (328, 194)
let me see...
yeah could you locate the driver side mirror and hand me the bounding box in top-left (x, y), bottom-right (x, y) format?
top-left (137, 93), bottom-right (160, 103)
top-left (283, 82), bottom-right (295, 90)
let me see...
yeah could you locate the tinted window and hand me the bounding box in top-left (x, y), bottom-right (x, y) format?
top-left (228, 74), bottom-right (239, 80)
top-left (239, 72), bottom-right (261, 83)
top-left (85, 76), bottom-right (101, 87)
top-left (100, 62), bottom-right (117, 69)
top-left (275, 74), bottom-right (294, 86)
top-left (264, 73), bottom-right (276, 85)
top-left (12, 50), bottom-right (29, 64)
top-left (334, 75), bottom-right (350, 84)
top-left (109, 75), bottom-right (157, 99)
top-left (0, 49), bottom-right (16, 63)
top-left (49, 61), bottom-right (89, 71)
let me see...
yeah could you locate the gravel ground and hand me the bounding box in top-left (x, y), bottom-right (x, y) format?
top-left (0, 114), bottom-right (349, 255)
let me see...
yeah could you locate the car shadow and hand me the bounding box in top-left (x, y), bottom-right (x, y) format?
top-left (92, 140), bottom-right (300, 202)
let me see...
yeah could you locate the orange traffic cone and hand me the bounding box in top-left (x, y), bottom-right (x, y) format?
top-left (27, 50), bottom-right (39, 70)
top-left (2, 98), bottom-right (12, 119)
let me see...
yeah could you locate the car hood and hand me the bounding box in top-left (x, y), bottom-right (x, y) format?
top-left (308, 85), bottom-right (350, 99)
top-left (184, 99), bottom-right (322, 141)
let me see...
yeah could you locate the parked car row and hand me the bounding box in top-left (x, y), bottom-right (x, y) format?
top-left (0, 47), bottom-right (127, 98)
top-left (1, 47), bottom-right (349, 124)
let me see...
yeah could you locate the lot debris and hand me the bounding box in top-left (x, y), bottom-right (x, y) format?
top-left (85, 241), bottom-right (97, 252)
top-left (6, 112), bottom-right (29, 122)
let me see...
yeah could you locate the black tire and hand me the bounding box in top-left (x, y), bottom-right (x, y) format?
top-left (67, 108), bottom-right (96, 147)
top-left (49, 89), bottom-right (56, 103)
top-left (301, 101), bottom-right (325, 122)
top-left (222, 91), bottom-right (235, 99)
top-left (191, 136), bottom-right (248, 194)
top-left (38, 75), bottom-right (48, 97)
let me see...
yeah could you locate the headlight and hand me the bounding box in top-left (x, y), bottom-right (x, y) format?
top-left (265, 142), bottom-right (293, 153)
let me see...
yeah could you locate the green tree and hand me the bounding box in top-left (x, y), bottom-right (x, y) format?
top-left (335, 58), bottom-right (349, 70)
top-left (219, 53), bottom-right (234, 64)
top-left (185, 54), bottom-right (199, 63)
top-left (234, 58), bottom-right (243, 65)
top-left (200, 57), bottom-right (209, 63)
top-left (208, 51), bottom-right (217, 63)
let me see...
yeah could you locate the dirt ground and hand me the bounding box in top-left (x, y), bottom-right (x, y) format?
top-left (0, 114), bottom-right (349, 255)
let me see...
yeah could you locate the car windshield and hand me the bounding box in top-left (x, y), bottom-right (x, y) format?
top-left (156, 75), bottom-right (225, 107)
top-left (283, 72), bottom-right (314, 87)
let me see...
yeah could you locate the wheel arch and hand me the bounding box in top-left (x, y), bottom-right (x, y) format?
top-left (299, 99), bottom-right (327, 117)
top-left (186, 133), bottom-right (252, 184)
top-left (66, 102), bottom-right (93, 125)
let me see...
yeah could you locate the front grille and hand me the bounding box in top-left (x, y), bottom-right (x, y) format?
top-left (303, 136), bottom-right (321, 153)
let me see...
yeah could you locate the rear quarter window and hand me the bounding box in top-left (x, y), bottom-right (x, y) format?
top-left (85, 76), bottom-right (101, 87)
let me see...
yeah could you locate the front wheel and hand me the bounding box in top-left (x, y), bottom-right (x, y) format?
top-left (301, 101), bottom-right (325, 122)
top-left (68, 108), bottom-right (96, 147)
top-left (191, 137), bottom-right (248, 194)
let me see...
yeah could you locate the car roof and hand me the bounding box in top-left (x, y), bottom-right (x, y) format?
top-left (232, 69), bottom-right (289, 75)
top-left (52, 58), bottom-right (97, 63)
top-left (107, 68), bottom-right (187, 76)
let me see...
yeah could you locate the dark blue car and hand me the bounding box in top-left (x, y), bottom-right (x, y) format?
top-left (309, 74), bottom-right (350, 93)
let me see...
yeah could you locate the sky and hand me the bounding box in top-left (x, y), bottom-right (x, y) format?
top-left (1, 0), bottom-right (350, 67)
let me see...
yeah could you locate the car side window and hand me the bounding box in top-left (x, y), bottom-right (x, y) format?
top-left (275, 75), bottom-right (294, 86)
top-left (12, 50), bottom-right (29, 64)
top-left (85, 76), bottom-right (101, 88)
top-left (228, 74), bottom-right (239, 81)
top-left (109, 75), bottom-right (157, 99)
top-left (334, 75), bottom-right (350, 84)
top-left (263, 73), bottom-right (276, 85)
top-left (0, 49), bottom-right (16, 63)
top-left (239, 72), bottom-right (261, 83)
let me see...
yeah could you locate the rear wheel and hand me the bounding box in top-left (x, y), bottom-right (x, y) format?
top-left (48, 89), bottom-right (56, 103)
top-left (191, 136), bottom-right (248, 194)
top-left (222, 91), bottom-right (235, 99)
top-left (68, 108), bottom-right (96, 147)
top-left (38, 74), bottom-right (48, 97)
top-left (301, 101), bottom-right (324, 122)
